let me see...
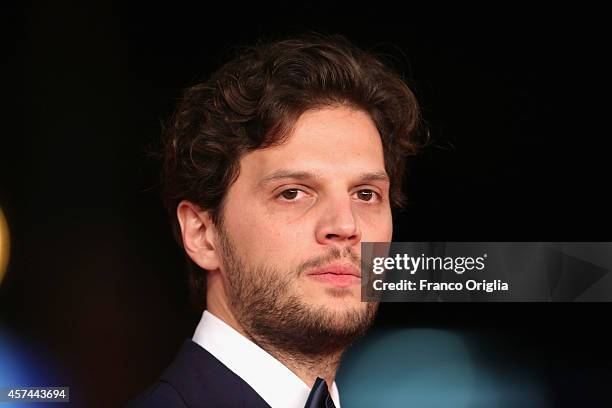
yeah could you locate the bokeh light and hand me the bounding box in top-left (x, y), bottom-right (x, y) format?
top-left (338, 329), bottom-right (551, 408)
top-left (0, 207), bottom-right (10, 285)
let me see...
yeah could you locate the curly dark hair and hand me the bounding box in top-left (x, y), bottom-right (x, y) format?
top-left (160, 34), bottom-right (426, 308)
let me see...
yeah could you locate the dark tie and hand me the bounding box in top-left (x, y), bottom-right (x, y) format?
top-left (304, 377), bottom-right (337, 408)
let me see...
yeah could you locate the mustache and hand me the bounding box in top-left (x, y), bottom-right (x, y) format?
top-left (296, 246), bottom-right (361, 275)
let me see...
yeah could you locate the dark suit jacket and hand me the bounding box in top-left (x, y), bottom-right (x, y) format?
top-left (128, 339), bottom-right (271, 408)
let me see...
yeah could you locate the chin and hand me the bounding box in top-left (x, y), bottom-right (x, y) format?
top-left (324, 286), bottom-right (362, 300)
top-left (312, 296), bottom-right (366, 313)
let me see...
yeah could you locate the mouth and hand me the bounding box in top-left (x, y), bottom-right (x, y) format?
top-left (307, 264), bottom-right (361, 288)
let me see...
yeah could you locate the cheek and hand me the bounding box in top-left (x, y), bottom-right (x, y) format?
top-left (358, 207), bottom-right (393, 241)
top-left (226, 207), bottom-right (308, 262)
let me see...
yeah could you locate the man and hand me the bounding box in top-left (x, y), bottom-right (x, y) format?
top-left (130, 34), bottom-right (423, 407)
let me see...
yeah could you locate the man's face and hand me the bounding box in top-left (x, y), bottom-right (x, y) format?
top-left (217, 106), bottom-right (392, 354)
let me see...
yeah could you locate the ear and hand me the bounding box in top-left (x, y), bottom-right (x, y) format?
top-left (176, 200), bottom-right (220, 271)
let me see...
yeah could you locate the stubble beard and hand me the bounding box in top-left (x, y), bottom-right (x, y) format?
top-left (218, 226), bottom-right (378, 359)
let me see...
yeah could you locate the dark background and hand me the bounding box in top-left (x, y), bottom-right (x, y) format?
top-left (2, 2), bottom-right (610, 406)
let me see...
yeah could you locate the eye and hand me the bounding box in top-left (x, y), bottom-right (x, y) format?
top-left (279, 188), bottom-right (303, 201)
top-left (354, 189), bottom-right (380, 202)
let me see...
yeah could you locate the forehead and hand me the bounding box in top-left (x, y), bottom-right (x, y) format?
top-left (239, 106), bottom-right (386, 179)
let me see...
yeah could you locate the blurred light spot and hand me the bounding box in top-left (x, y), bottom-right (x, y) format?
top-left (337, 329), bottom-right (550, 408)
top-left (0, 207), bottom-right (9, 285)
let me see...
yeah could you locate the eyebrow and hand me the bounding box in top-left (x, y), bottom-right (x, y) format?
top-left (256, 170), bottom-right (390, 189)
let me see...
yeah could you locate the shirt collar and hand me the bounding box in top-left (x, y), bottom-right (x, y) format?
top-left (192, 310), bottom-right (341, 408)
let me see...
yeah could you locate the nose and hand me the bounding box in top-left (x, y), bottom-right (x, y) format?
top-left (315, 194), bottom-right (362, 247)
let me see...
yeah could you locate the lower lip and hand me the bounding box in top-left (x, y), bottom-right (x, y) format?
top-left (308, 273), bottom-right (361, 287)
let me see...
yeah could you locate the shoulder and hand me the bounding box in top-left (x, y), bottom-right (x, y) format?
top-left (127, 381), bottom-right (187, 408)
top-left (128, 339), bottom-right (270, 408)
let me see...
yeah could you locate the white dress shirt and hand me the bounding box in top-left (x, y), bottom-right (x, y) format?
top-left (192, 310), bottom-right (341, 408)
